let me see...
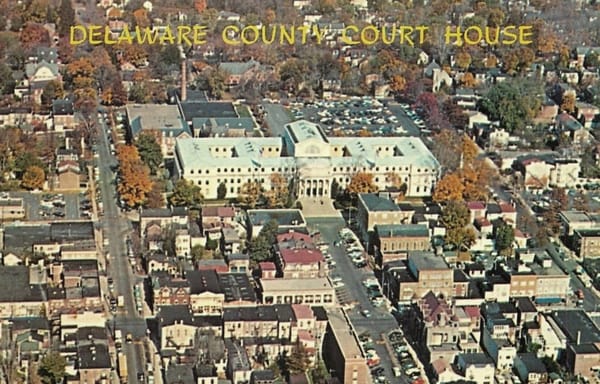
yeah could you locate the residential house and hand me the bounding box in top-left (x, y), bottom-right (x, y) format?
top-left (186, 270), bottom-right (225, 315)
top-left (452, 353), bottom-right (495, 384)
top-left (514, 353), bottom-right (548, 384)
top-left (52, 99), bottom-right (75, 132)
top-left (151, 272), bottom-right (190, 312)
top-left (222, 227), bottom-right (243, 255)
top-left (576, 102), bottom-right (600, 128)
top-left (218, 61), bottom-right (260, 86)
top-left (277, 248), bottom-right (326, 279)
top-left (535, 96), bottom-right (559, 124)
top-left (225, 253), bottom-right (249, 274)
top-left (201, 206), bottom-right (235, 237)
top-left (157, 305), bottom-right (222, 355)
top-left (555, 113), bottom-right (592, 148)
top-left (20, 60), bottom-right (61, 103)
top-left (146, 252), bottom-right (178, 276)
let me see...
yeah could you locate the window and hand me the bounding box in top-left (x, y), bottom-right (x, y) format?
top-left (205, 181), bottom-right (209, 185)
top-left (217, 168), bottom-right (221, 173)
top-left (190, 170), bottom-right (194, 174)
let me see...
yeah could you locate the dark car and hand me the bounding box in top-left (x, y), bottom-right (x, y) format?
top-left (137, 372), bottom-right (145, 381)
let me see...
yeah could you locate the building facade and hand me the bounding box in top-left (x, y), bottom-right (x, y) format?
top-left (174, 120), bottom-right (440, 199)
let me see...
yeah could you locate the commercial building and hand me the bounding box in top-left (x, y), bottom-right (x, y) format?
top-left (322, 308), bottom-right (370, 384)
top-left (174, 120), bottom-right (440, 200)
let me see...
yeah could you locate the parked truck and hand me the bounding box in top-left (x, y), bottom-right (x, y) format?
top-left (118, 352), bottom-right (128, 382)
top-left (117, 295), bottom-right (124, 308)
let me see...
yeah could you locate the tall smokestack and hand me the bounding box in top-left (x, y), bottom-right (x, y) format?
top-left (577, 331), bottom-right (581, 345)
top-left (181, 59), bottom-right (187, 102)
top-left (179, 45), bottom-right (187, 102)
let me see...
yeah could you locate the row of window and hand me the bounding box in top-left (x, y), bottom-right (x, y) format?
top-left (188, 166), bottom-right (435, 175)
top-left (265, 294), bottom-right (334, 305)
top-left (189, 167), bottom-right (296, 175)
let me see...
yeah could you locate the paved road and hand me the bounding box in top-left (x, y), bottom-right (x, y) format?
top-left (96, 108), bottom-right (148, 383)
top-left (386, 103), bottom-right (420, 137)
top-left (262, 103), bottom-right (292, 137)
top-left (491, 181), bottom-right (600, 312)
top-left (306, 217), bottom-right (404, 384)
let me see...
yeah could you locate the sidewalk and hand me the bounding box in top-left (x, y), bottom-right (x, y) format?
top-left (299, 197), bottom-right (343, 218)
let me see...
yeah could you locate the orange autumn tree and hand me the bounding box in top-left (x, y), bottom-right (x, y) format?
top-left (116, 145), bottom-right (153, 207)
top-left (347, 172), bottom-right (378, 195)
top-left (433, 135), bottom-right (496, 202)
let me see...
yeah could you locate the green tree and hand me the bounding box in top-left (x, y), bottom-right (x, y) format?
top-left (249, 220), bottom-right (279, 265)
top-left (38, 351), bottom-right (66, 384)
top-left (440, 201), bottom-right (476, 251)
top-left (196, 67), bottom-right (229, 99)
top-left (191, 244), bottom-right (208, 262)
top-left (135, 133), bottom-right (163, 175)
top-left (168, 179), bottom-right (203, 208)
top-left (541, 356), bottom-right (561, 374)
top-left (479, 79), bottom-right (543, 133)
top-left (285, 342), bottom-right (312, 375)
top-left (0, 63), bottom-right (15, 95)
top-left (57, 0), bottom-right (75, 37)
top-left (14, 152), bottom-right (44, 177)
top-left (238, 180), bottom-right (263, 208)
top-left (495, 223), bottom-right (515, 256)
top-left (41, 80), bottom-right (64, 106)
top-left (217, 182), bottom-right (227, 200)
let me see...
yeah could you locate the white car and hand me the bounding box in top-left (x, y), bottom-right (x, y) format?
top-left (331, 276), bottom-right (343, 283)
top-left (333, 280), bottom-right (345, 288)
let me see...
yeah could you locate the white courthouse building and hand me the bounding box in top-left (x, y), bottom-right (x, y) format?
top-left (173, 120), bottom-right (441, 199)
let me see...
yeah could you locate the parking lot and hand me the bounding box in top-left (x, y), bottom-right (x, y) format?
top-left (289, 98), bottom-right (421, 137)
top-left (13, 191), bottom-right (93, 221)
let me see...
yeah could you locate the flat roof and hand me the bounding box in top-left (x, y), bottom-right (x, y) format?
top-left (248, 209), bottom-right (306, 227)
top-left (375, 224), bottom-right (428, 237)
top-left (408, 251), bottom-right (449, 271)
top-left (126, 104), bottom-right (186, 132)
top-left (261, 277), bottom-right (332, 292)
top-left (551, 310), bottom-right (600, 344)
top-left (174, 130), bottom-right (440, 171)
top-left (326, 308), bottom-right (364, 360)
top-left (359, 193), bottom-right (400, 212)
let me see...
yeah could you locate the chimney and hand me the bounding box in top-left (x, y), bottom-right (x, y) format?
top-left (181, 59), bottom-right (187, 102)
top-left (577, 330), bottom-right (581, 345)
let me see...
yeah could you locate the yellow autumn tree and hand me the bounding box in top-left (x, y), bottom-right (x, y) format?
top-left (22, 166), bottom-right (45, 190)
top-left (433, 173), bottom-right (464, 202)
top-left (265, 173), bottom-right (289, 208)
top-left (347, 172), bottom-right (378, 195)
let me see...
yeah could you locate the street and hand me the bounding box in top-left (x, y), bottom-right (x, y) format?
top-left (306, 217), bottom-right (407, 384)
top-left (95, 109), bottom-right (148, 383)
top-left (261, 102), bottom-right (292, 137)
